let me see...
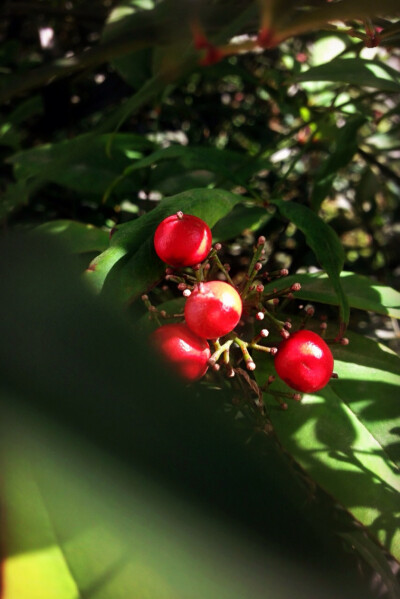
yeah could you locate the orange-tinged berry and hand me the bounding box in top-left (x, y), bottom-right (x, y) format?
top-left (184, 281), bottom-right (242, 339)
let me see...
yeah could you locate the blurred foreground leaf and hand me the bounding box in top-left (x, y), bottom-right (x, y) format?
top-left (0, 233), bottom-right (376, 598)
top-left (34, 220), bottom-right (109, 254)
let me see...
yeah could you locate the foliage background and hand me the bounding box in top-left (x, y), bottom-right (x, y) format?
top-left (1, 1), bottom-right (400, 598)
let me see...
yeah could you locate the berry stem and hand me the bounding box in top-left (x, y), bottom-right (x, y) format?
top-left (209, 338), bottom-right (234, 365)
top-left (141, 295), bottom-right (162, 327)
top-left (209, 249), bottom-right (235, 286)
top-left (241, 244), bottom-right (265, 298)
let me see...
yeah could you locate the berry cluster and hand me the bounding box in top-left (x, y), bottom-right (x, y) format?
top-left (148, 211), bottom-right (340, 405)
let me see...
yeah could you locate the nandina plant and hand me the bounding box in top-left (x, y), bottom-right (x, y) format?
top-left (274, 330), bottom-right (334, 393)
top-left (3, 1), bottom-right (400, 595)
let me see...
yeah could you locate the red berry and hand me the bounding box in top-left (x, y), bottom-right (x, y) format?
top-left (154, 213), bottom-right (212, 268)
top-left (150, 322), bottom-right (211, 381)
top-left (274, 330), bottom-right (334, 393)
top-left (184, 281), bottom-right (242, 339)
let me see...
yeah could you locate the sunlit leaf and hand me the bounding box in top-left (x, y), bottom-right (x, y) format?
top-left (263, 271), bottom-right (400, 319)
top-left (255, 329), bottom-right (400, 561)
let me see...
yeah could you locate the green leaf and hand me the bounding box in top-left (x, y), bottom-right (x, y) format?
top-left (87, 188), bottom-right (242, 300)
top-left (255, 330), bottom-right (400, 561)
top-left (34, 220), bottom-right (110, 254)
top-left (2, 406), bottom-right (287, 599)
top-left (212, 203), bottom-right (271, 242)
top-left (295, 58), bottom-right (400, 93)
top-left (340, 531), bottom-right (400, 599)
top-left (102, 1), bottom-right (154, 90)
top-left (0, 180), bottom-right (38, 220)
top-left (104, 145), bottom-right (271, 202)
top-left (311, 116), bottom-right (366, 210)
top-left (270, 199), bottom-right (349, 324)
top-left (8, 133), bottom-right (155, 196)
top-left (331, 332), bottom-right (400, 470)
top-left (263, 271), bottom-right (400, 319)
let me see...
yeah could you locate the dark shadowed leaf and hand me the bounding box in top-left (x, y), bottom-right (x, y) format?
top-left (34, 220), bottom-right (110, 254)
top-left (8, 134), bottom-right (155, 196)
top-left (311, 116), bottom-right (366, 210)
top-left (270, 199), bottom-right (349, 324)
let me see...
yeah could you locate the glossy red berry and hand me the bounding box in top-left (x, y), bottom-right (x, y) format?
top-left (150, 322), bottom-right (211, 381)
top-left (274, 330), bottom-right (334, 393)
top-left (184, 280), bottom-right (242, 339)
top-left (154, 212), bottom-right (212, 268)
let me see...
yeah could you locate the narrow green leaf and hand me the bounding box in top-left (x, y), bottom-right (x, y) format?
top-left (8, 133), bottom-right (155, 195)
top-left (102, 1), bottom-right (154, 90)
top-left (104, 145), bottom-right (271, 202)
top-left (263, 271), bottom-right (400, 319)
top-left (34, 220), bottom-right (110, 254)
top-left (0, 180), bottom-right (39, 220)
top-left (311, 116), bottom-right (366, 210)
top-left (211, 204), bottom-right (271, 242)
top-left (270, 199), bottom-right (349, 324)
top-left (340, 531), bottom-right (400, 599)
top-left (331, 332), bottom-right (400, 470)
top-left (255, 330), bottom-right (400, 561)
top-left (86, 189), bottom-right (242, 300)
top-left (295, 58), bottom-right (400, 93)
